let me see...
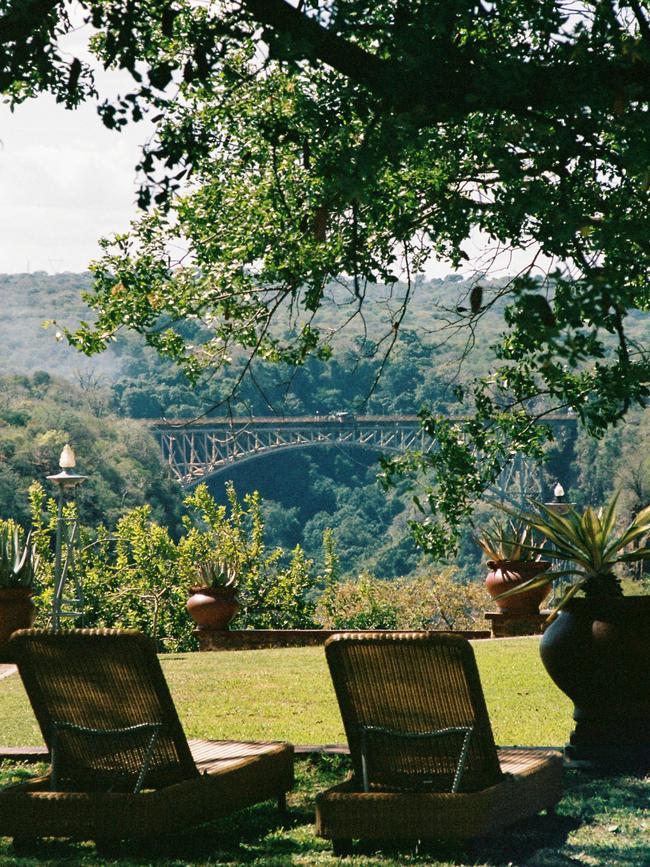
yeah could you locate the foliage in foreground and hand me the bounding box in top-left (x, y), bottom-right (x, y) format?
top-left (501, 495), bottom-right (650, 612)
top-left (25, 480), bottom-right (486, 651)
top-left (5, 2), bottom-right (650, 557)
top-left (24, 3), bottom-right (650, 553)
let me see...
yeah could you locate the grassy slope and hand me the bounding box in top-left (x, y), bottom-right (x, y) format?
top-left (0, 638), bottom-right (572, 747)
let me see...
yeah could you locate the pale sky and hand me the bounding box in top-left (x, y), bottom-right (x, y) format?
top-left (0, 10), bottom-right (154, 276)
top-left (0, 88), bottom-right (152, 274)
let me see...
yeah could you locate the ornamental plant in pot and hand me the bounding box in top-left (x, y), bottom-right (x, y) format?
top-left (499, 496), bottom-right (650, 769)
top-left (187, 557), bottom-right (240, 631)
top-left (475, 518), bottom-right (551, 615)
top-left (0, 522), bottom-right (40, 661)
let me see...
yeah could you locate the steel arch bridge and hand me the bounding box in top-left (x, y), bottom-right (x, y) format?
top-left (154, 415), bottom-right (426, 486)
top-left (149, 414), bottom-right (573, 502)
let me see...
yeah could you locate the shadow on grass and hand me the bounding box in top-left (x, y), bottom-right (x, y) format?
top-left (0, 760), bottom-right (647, 866)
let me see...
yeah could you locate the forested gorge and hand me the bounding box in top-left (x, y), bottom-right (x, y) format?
top-left (1, 271), bottom-right (649, 582)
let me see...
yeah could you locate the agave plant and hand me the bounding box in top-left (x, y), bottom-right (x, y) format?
top-left (499, 495), bottom-right (650, 612)
top-left (474, 518), bottom-right (542, 564)
top-left (0, 522), bottom-right (40, 589)
top-left (195, 556), bottom-right (238, 589)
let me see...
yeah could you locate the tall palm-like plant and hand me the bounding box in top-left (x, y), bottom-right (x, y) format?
top-left (499, 495), bottom-right (650, 614)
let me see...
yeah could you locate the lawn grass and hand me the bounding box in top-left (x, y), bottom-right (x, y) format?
top-left (0, 637), bottom-right (572, 747)
top-left (0, 637), bottom-right (647, 865)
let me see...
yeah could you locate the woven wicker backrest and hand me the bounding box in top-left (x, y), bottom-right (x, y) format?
top-left (10, 629), bottom-right (198, 791)
top-left (325, 632), bottom-right (503, 793)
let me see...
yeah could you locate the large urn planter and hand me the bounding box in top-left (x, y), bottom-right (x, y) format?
top-left (187, 586), bottom-right (240, 631)
top-left (0, 588), bottom-right (36, 662)
top-left (540, 595), bottom-right (650, 769)
top-left (485, 560), bottom-right (552, 614)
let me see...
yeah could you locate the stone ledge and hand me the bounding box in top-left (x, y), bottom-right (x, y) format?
top-left (0, 745), bottom-right (48, 762)
top-left (196, 628), bottom-right (491, 652)
top-left (485, 611), bottom-right (550, 638)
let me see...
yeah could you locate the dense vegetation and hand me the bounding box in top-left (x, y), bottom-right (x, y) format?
top-left (3, 273), bottom-right (650, 586)
top-left (0, 367), bottom-right (182, 530)
top-left (1, 273), bottom-right (650, 651)
top-left (0, 272), bottom-right (569, 580)
top-left (5, 0), bottom-right (649, 556)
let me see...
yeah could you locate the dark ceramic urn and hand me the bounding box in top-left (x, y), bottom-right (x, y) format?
top-left (539, 595), bottom-right (650, 769)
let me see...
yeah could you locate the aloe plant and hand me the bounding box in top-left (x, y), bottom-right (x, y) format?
top-left (195, 556), bottom-right (238, 589)
top-left (499, 495), bottom-right (650, 612)
top-left (475, 518), bottom-right (542, 563)
top-left (0, 521), bottom-right (40, 589)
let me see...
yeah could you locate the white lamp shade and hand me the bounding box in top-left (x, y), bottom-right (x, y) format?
top-left (59, 444), bottom-right (76, 469)
top-left (553, 482), bottom-right (565, 499)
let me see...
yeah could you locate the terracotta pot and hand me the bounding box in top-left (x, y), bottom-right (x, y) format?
top-left (187, 585), bottom-right (240, 631)
top-left (485, 560), bottom-right (551, 614)
top-left (539, 595), bottom-right (650, 768)
top-left (0, 587), bottom-right (36, 662)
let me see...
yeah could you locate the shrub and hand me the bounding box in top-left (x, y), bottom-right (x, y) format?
top-left (26, 481), bottom-right (318, 649)
top-left (77, 506), bottom-right (193, 652)
top-left (316, 567), bottom-right (489, 631)
top-left (181, 483), bottom-right (318, 629)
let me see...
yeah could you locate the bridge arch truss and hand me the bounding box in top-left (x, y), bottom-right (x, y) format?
top-left (155, 416), bottom-right (428, 487)
top-left (151, 414), bottom-right (574, 507)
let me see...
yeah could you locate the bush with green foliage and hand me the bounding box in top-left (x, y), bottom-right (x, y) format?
top-left (26, 481), bottom-right (318, 649)
top-left (21, 476), bottom-right (490, 648)
top-left (316, 568), bottom-right (489, 632)
top-left (181, 483), bottom-right (318, 630)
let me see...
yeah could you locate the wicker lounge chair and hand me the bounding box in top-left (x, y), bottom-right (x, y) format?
top-left (0, 629), bottom-right (293, 849)
top-left (316, 632), bottom-right (563, 855)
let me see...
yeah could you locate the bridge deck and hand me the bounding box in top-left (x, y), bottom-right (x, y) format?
top-left (145, 415), bottom-right (575, 489)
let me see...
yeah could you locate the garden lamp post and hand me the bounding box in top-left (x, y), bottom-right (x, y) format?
top-left (544, 481), bottom-right (575, 602)
top-left (47, 444), bottom-right (87, 629)
top-left (545, 481), bottom-right (574, 515)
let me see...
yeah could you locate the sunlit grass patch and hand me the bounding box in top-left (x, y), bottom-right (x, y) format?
top-left (0, 638), bottom-right (572, 747)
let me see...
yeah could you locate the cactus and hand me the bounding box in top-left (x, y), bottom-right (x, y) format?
top-left (0, 521), bottom-right (40, 589)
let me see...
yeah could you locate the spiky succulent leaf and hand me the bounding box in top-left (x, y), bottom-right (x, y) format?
top-left (475, 517), bottom-right (542, 562)
top-left (502, 492), bottom-right (646, 608)
top-left (0, 523), bottom-right (38, 588)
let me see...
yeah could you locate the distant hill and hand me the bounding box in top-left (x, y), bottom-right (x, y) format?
top-left (0, 271), bottom-right (121, 380)
top-left (0, 269), bottom-right (498, 387)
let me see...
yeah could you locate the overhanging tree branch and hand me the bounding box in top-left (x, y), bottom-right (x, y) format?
top-left (240, 0), bottom-right (394, 95)
top-left (240, 0), bottom-right (649, 121)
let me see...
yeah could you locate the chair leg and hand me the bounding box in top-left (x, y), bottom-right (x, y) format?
top-left (332, 839), bottom-right (353, 857)
top-left (277, 791), bottom-right (287, 812)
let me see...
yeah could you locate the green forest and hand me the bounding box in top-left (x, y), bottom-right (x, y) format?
top-left (1, 271), bottom-right (648, 581)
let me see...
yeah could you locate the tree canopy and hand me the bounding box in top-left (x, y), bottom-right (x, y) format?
top-left (2, 0), bottom-right (650, 552)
